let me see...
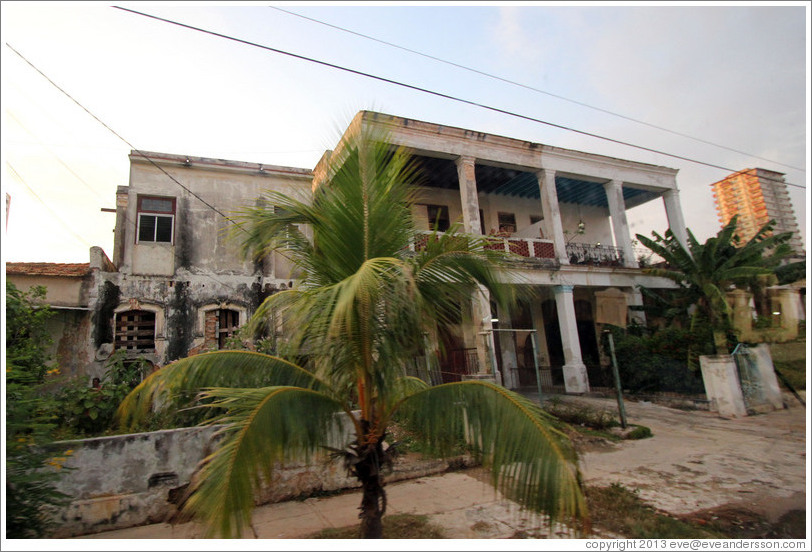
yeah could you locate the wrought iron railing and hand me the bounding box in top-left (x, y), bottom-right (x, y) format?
top-left (410, 231), bottom-right (557, 260)
top-left (565, 242), bottom-right (625, 267)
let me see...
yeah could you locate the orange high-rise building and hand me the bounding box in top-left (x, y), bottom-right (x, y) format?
top-left (711, 168), bottom-right (804, 254)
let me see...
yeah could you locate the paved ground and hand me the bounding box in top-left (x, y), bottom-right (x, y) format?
top-left (76, 394), bottom-right (808, 539)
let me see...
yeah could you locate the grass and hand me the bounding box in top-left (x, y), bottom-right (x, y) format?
top-left (310, 514), bottom-right (445, 539)
top-left (587, 484), bottom-right (724, 539)
top-left (770, 341), bottom-right (806, 391)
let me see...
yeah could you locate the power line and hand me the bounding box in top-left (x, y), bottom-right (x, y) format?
top-left (4, 43), bottom-right (264, 297)
top-left (270, 6), bottom-right (805, 174)
top-left (7, 109), bottom-right (107, 202)
top-left (110, 6), bottom-right (806, 191)
top-left (6, 42), bottom-right (244, 228)
top-left (6, 161), bottom-right (94, 249)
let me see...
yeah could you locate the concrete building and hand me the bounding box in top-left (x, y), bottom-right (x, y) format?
top-left (6, 111), bottom-right (689, 393)
top-left (710, 168), bottom-right (805, 254)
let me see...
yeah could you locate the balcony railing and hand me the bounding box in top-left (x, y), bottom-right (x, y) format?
top-left (410, 231), bottom-right (557, 261)
top-left (566, 242), bottom-right (625, 267)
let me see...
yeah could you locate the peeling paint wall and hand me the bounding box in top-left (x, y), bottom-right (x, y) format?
top-left (44, 421), bottom-right (469, 537)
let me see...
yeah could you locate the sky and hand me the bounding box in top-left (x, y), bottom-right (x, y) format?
top-left (1, 1), bottom-right (809, 265)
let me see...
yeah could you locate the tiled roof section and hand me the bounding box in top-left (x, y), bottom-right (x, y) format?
top-left (5, 262), bottom-right (91, 277)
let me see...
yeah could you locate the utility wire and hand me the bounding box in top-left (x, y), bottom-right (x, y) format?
top-left (111, 6), bottom-right (805, 191)
top-left (6, 161), bottom-right (94, 249)
top-left (6, 42), bottom-right (244, 228)
top-left (5, 43), bottom-right (266, 297)
top-left (7, 110), bottom-right (107, 202)
top-left (270, 6), bottom-right (805, 174)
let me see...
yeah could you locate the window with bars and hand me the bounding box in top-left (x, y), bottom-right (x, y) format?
top-left (204, 309), bottom-right (240, 350)
top-left (115, 310), bottom-right (156, 351)
top-left (137, 195), bottom-right (175, 243)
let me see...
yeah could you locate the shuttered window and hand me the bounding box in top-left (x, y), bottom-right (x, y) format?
top-left (115, 310), bottom-right (156, 351)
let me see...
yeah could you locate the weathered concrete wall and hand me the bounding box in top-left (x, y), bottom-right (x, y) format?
top-left (45, 421), bottom-right (470, 538)
top-left (699, 354), bottom-right (748, 418)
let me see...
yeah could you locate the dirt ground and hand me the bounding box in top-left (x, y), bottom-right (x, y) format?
top-left (557, 394), bottom-right (808, 538)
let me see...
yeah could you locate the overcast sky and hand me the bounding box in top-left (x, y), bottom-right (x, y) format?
top-left (1, 2), bottom-right (808, 265)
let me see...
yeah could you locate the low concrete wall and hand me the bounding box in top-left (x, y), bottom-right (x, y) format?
top-left (45, 423), bottom-right (471, 537)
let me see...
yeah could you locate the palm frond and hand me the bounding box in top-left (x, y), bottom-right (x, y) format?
top-left (116, 351), bottom-right (327, 431)
top-left (395, 380), bottom-right (588, 528)
top-left (179, 386), bottom-right (347, 537)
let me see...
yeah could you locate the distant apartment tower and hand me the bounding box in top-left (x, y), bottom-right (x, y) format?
top-left (711, 168), bottom-right (804, 254)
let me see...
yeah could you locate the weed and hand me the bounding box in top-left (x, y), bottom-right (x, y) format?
top-left (310, 514), bottom-right (445, 539)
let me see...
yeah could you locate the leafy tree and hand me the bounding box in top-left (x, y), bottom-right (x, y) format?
top-left (635, 216), bottom-right (794, 353)
top-left (5, 282), bottom-right (67, 537)
top-left (119, 131), bottom-right (587, 538)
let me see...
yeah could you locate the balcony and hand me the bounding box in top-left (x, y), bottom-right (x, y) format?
top-left (565, 242), bottom-right (625, 267)
top-left (410, 231), bottom-right (558, 267)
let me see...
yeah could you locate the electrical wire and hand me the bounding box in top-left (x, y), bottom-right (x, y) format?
top-left (270, 5), bottom-right (805, 174)
top-left (110, 6), bottom-right (806, 191)
top-left (6, 161), bottom-right (94, 249)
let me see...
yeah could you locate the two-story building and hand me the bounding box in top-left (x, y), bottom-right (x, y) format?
top-left (8, 111), bottom-right (687, 393)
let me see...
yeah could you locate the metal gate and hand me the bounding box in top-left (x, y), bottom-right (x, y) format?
top-left (732, 344), bottom-right (768, 412)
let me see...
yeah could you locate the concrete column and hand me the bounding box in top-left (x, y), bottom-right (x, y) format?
top-left (113, 185), bottom-right (129, 268)
top-left (455, 156), bottom-right (483, 235)
top-left (496, 304), bottom-right (519, 389)
top-left (536, 170), bottom-right (569, 265)
top-left (604, 180), bottom-right (638, 268)
top-left (699, 355), bottom-right (747, 418)
top-left (553, 285), bottom-right (589, 393)
top-left (663, 189), bottom-right (689, 249)
top-left (628, 288), bottom-right (647, 326)
top-left (472, 287), bottom-right (498, 383)
top-left (751, 344), bottom-right (785, 411)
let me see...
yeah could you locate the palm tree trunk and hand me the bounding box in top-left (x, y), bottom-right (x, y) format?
top-left (355, 438), bottom-right (387, 538)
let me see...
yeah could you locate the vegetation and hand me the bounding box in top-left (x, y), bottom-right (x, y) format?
top-left (587, 484), bottom-right (722, 538)
top-left (51, 351), bottom-right (153, 438)
top-left (118, 130), bottom-right (588, 538)
top-left (311, 514), bottom-right (445, 539)
top-left (5, 282), bottom-right (68, 538)
top-left (635, 215), bottom-right (795, 354)
top-left (601, 325), bottom-right (707, 394)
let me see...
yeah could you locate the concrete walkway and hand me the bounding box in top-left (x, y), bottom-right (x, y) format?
top-left (75, 394), bottom-right (808, 540)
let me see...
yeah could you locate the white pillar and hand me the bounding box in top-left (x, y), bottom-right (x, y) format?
top-left (537, 169), bottom-right (569, 265)
top-left (628, 288), bottom-right (647, 326)
top-left (553, 285), bottom-right (590, 393)
top-left (496, 304), bottom-right (519, 389)
top-left (456, 156), bottom-right (494, 379)
top-left (456, 156), bottom-right (483, 235)
top-left (604, 180), bottom-right (638, 268)
top-left (663, 189), bottom-right (689, 249)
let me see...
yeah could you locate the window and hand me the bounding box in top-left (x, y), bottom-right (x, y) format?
top-left (497, 212), bottom-right (517, 234)
top-left (204, 309), bottom-right (240, 350)
top-left (425, 204), bottom-right (450, 232)
top-left (115, 310), bottom-right (156, 351)
top-left (137, 196), bottom-right (175, 243)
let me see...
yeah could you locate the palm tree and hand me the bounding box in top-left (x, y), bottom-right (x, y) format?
top-left (118, 130), bottom-right (587, 538)
top-left (635, 215), bottom-right (793, 354)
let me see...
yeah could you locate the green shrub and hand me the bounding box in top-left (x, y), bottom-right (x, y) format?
top-left (52, 350), bottom-right (153, 437)
top-left (603, 325), bottom-right (708, 395)
top-left (625, 425), bottom-right (653, 440)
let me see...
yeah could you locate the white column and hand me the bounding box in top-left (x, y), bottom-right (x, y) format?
top-left (604, 180), bottom-right (638, 268)
top-left (627, 288), bottom-right (647, 326)
top-left (496, 304), bottom-right (519, 389)
top-left (456, 156), bottom-right (494, 379)
top-left (456, 156), bottom-right (483, 235)
top-left (663, 189), bottom-right (689, 249)
top-left (536, 169), bottom-right (569, 265)
top-left (553, 285), bottom-right (590, 393)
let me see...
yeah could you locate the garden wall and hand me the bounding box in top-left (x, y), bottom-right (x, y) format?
top-left (45, 420), bottom-right (469, 537)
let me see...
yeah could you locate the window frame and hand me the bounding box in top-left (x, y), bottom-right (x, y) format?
top-left (136, 195), bottom-right (176, 244)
